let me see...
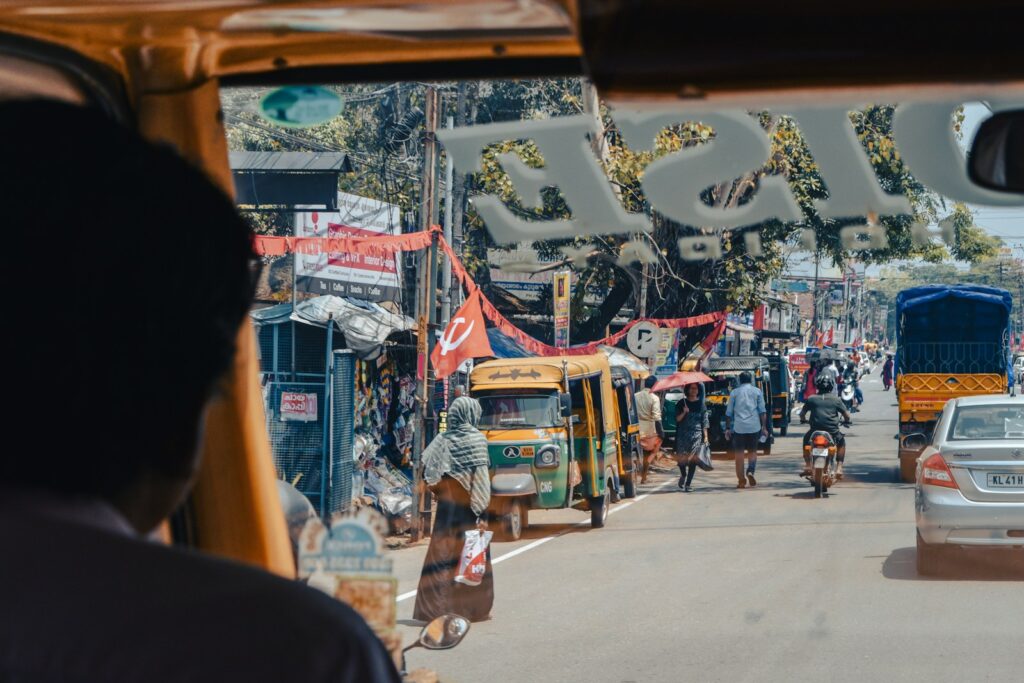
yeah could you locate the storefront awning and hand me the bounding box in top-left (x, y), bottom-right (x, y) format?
top-left (251, 295), bottom-right (414, 358)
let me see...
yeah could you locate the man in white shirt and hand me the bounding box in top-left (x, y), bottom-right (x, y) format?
top-left (635, 376), bottom-right (664, 483)
top-left (725, 372), bottom-right (769, 489)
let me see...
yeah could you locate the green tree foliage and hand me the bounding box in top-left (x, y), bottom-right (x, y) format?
top-left (222, 81), bottom-right (1004, 339)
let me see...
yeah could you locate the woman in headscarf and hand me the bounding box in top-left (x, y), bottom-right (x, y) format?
top-left (413, 396), bottom-right (494, 623)
top-left (674, 382), bottom-right (709, 492)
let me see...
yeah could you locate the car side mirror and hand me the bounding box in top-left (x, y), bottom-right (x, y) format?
top-left (967, 109), bottom-right (1024, 193)
top-left (559, 392), bottom-right (572, 417)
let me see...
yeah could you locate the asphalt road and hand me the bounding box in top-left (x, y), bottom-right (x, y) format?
top-left (390, 375), bottom-right (1023, 682)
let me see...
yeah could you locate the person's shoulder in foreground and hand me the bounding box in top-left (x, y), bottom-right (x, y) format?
top-left (0, 100), bottom-right (399, 683)
top-left (0, 498), bottom-right (400, 683)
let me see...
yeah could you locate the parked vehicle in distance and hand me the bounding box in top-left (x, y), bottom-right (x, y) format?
top-left (914, 394), bottom-right (1024, 575)
top-left (703, 356), bottom-right (774, 454)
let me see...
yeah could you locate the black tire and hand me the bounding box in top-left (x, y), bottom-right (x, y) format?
top-left (899, 454), bottom-right (917, 483)
top-left (590, 485), bottom-right (610, 529)
top-left (812, 469), bottom-right (823, 498)
top-left (916, 531), bottom-right (946, 576)
top-left (499, 498), bottom-right (526, 542)
top-left (780, 423), bottom-right (788, 437)
top-left (622, 462), bottom-right (638, 499)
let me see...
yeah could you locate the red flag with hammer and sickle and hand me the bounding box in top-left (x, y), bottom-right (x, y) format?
top-left (431, 290), bottom-right (494, 380)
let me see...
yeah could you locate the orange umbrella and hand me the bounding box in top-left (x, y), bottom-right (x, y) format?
top-left (652, 371), bottom-right (713, 392)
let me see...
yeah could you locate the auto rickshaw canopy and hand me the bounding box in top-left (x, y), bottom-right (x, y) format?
top-left (472, 354), bottom-right (616, 434)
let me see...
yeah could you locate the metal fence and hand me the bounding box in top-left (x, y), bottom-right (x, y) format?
top-left (329, 349), bottom-right (356, 515)
top-left (265, 380), bottom-right (328, 512)
top-left (899, 342), bottom-right (1006, 375)
top-left (257, 320), bottom-right (357, 518)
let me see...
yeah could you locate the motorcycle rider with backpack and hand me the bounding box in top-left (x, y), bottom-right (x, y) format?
top-left (799, 374), bottom-right (852, 478)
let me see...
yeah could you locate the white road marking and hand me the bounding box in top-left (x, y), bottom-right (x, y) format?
top-left (396, 476), bottom-right (678, 603)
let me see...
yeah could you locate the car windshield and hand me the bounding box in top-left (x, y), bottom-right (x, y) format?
top-left (950, 404), bottom-right (1024, 440)
top-left (476, 393), bottom-right (561, 429)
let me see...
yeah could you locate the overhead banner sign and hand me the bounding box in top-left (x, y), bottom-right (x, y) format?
top-left (553, 270), bottom-right (571, 349)
top-left (294, 192), bottom-right (401, 301)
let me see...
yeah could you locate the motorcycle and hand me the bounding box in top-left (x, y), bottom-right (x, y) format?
top-left (801, 430), bottom-right (839, 498)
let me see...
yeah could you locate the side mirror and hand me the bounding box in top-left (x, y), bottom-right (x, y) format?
top-left (572, 414), bottom-right (582, 424)
top-left (967, 109), bottom-right (1024, 193)
top-left (559, 392), bottom-right (572, 418)
top-left (901, 433), bottom-right (929, 452)
top-left (418, 614), bottom-right (470, 650)
top-left (400, 614), bottom-right (470, 675)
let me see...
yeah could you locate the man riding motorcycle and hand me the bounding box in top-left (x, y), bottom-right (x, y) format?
top-left (799, 374), bottom-right (852, 478)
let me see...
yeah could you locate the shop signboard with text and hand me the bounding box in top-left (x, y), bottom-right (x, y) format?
top-left (295, 192), bottom-right (402, 301)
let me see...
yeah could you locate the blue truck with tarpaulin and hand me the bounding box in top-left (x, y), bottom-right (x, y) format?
top-left (894, 284), bottom-right (1013, 482)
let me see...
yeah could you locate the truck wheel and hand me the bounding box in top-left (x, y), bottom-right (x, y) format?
top-left (499, 498), bottom-right (526, 542)
top-left (590, 485), bottom-right (610, 529)
top-left (899, 455), bottom-right (917, 483)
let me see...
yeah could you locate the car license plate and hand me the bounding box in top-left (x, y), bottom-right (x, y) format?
top-left (812, 448), bottom-right (828, 456)
top-left (986, 473), bottom-right (1024, 489)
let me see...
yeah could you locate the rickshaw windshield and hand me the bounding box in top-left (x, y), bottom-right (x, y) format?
top-left (476, 391), bottom-right (561, 429)
top-left (707, 378), bottom-right (738, 397)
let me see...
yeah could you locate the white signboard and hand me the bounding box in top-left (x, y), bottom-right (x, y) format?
top-left (294, 192), bottom-right (402, 301)
top-left (626, 321), bottom-right (662, 358)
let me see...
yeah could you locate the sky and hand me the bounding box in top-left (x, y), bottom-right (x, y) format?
top-left (783, 102), bottom-right (1024, 280)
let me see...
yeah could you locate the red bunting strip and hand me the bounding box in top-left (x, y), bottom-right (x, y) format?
top-left (253, 230), bottom-right (436, 257)
top-left (254, 226), bottom-right (726, 357)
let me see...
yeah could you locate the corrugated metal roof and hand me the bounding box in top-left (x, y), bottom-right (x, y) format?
top-left (230, 151), bottom-right (353, 173)
top-left (706, 356), bottom-right (770, 372)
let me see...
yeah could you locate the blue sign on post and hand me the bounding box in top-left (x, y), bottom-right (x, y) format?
top-left (655, 364), bottom-right (676, 378)
top-left (771, 279), bottom-right (810, 293)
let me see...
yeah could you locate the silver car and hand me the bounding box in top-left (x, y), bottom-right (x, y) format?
top-left (915, 395), bottom-right (1024, 575)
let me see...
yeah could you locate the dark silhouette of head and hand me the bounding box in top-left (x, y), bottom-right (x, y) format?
top-left (739, 372), bottom-right (752, 384)
top-left (644, 375), bottom-right (658, 389)
top-left (0, 100), bottom-right (255, 533)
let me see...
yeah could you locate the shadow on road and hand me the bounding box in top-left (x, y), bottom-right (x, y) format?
top-left (882, 547), bottom-right (1024, 581)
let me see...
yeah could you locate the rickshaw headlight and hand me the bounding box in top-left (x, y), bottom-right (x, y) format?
top-left (535, 446), bottom-right (559, 469)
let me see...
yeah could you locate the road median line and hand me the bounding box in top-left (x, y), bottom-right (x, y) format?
top-left (396, 476), bottom-right (678, 603)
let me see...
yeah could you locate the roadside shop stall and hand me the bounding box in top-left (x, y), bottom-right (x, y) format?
top-left (252, 295), bottom-right (415, 521)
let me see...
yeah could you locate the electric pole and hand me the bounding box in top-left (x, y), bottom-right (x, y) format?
top-left (412, 85), bottom-right (440, 542)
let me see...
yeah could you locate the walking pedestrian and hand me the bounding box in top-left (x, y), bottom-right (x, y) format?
top-left (882, 354), bottom-right (894, 391)
top-left (674, 382), bottom-right (709, 492)
top-left (636, 375), bottom-right (664, 484)
top-left (414, 396), bottom-right (494, 623)
top-left (725, 371), bottom-right (768, 489)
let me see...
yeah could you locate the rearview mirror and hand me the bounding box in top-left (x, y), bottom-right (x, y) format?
top-left (559, 392), bottom-right (572, 418)
top-left (967, 109), bottom-right (1024, 193)
top-left (418, 614), bottom-right (470, 650)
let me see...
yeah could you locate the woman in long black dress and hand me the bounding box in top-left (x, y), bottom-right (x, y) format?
top-left (413, 397), bottom-right (494, 623)
top-left (674, 382), bottom-right (709, 492)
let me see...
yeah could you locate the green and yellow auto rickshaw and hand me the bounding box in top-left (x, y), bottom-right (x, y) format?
top-left (470, 354), bottom-right (621, 541)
